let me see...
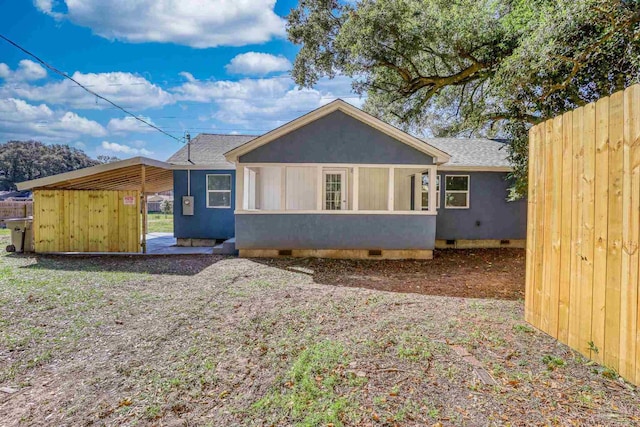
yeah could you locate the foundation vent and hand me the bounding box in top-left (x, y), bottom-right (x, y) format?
top-left (500, 240), bottom-right (510, 245)
top-left (368, 249), bottom-right (382, 257)
top-left (278, 249), bottom-right (293, 256)
top-left (446, 240), bottom-right (456, 246)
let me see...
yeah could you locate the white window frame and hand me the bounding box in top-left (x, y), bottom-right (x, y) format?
top-left (421, 174), bottom-right (440, 210)
top-left (206, 174), bottom-right (232, 209)
top-left (322, 169), bottom-right (348, 211)
top-left (444, 175), bottom-right (470, 209)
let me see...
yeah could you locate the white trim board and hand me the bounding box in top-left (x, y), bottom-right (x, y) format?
top-left (235, 210), bottom-right (437, 216)
top-left (438, 165), bottom-right (512, 172)
top-left (224, 99), bottom-right (451, 164)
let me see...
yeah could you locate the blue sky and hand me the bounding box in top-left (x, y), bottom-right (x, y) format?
top-left (0, 0), bottom-right (362, 161)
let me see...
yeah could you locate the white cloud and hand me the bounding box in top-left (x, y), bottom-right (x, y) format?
top-left (101, 140), bottom-right (152, 156)
top-left (2, 71), bottom-right (173, 110)
top-left (172, 76), bottom-right (292, 103)
top-left (0, 98), bottom-right (106, 141)
top-left (0, 60), bottom-right (47, 82)
top-left (36, 0), bottom-right (285, 48)
top-left (178, 71), bottom-right (196, 82)
top-left (225, 52), bottom-right (292, 75)
top-left (107, 116), bottom-right (157, 133)
top-left (172, 74), bottom-right (363, 130)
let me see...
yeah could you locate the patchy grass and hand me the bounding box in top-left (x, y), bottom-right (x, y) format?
top-left (147, 213), bottom-right (173, 233)
top-left (0, 250), bottom-right (638, 426)
top-left (253, 340), bottom-right (363, 426)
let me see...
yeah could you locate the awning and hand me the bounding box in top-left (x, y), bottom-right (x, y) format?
top-left (17, 157), bottom-right (173, 193)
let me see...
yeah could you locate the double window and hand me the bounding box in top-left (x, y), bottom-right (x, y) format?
top-left (206, 174), bottom-right (232, 208)
top-left (444, 175), bottom-right (469, 208)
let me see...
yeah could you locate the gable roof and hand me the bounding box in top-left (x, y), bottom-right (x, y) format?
top-left (167, 134), bottom-right (256, 169)
top-left (426, 138), bottom-right (512, 171)
top-left (224, 99), bottom-right (451, 164)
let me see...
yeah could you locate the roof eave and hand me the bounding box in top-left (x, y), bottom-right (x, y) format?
top-left (17, 156), bottom-right (172, 190)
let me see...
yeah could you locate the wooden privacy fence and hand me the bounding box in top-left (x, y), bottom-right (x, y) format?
top-left (0, 201), bottom-right (32, 223)
top-left (526, 84), bottom-right (640, 385)
top-left (33, 190), bottom-right (141, 253)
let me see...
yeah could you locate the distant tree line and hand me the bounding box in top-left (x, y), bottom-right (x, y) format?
top-left (0, 140), bottom-right (119, 191)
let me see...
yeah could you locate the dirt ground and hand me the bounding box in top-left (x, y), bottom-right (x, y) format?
top-left (0, 247), bottom-right (638, 426)
top-left (260, 249), bottom-right (526, 300)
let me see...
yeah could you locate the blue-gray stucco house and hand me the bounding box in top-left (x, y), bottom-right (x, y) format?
top-left (167, 100), bottom-right (526, 259)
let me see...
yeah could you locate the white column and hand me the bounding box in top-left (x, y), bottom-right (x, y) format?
top-left (243, 167), bottom-right (250, 210)
top-left (428, 167), bottom-right (437, 214)
top-left (352, 167), bottom-right (359, 211)
top-left (280, 166), bottom-right (286, 210)
top-left (414, 172), bottom-right (422, 211)
top-left (316, 165), bottom-right (323, 210)
top-left (387, 167), bottom-right (395, 211)
top-left (236, 165), bottom-right (245, 211)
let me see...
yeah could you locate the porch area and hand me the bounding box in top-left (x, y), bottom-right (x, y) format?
top-left (234, 163), bottom-right (439, 259)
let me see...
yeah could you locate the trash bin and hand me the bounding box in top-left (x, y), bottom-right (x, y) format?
top-left (5, 217), bottom-right (33, 253)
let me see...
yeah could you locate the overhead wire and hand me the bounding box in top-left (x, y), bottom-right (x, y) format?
top-left (0, 33), bottom-right (184, 143)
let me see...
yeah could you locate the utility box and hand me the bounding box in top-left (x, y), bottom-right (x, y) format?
top-left (182, 196), bottom-right (194, 216)
top-left (5, 217), bottom-right (34, 253)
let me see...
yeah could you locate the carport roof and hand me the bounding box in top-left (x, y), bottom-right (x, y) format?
top-left (16, 157), bottom-right (173, 193)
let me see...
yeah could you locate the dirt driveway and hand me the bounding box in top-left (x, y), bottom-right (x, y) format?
top-left (0, 249), bottom-right (637, 426)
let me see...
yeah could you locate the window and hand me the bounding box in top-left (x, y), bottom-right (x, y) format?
top-left (206, 174), bottom-right (232, 208)
top-left (421, 174), bottom-right (440, 210)
top-left (445, 175), bottom-right (469, 208)
top-left (324, 170), bottom-right (346, 210)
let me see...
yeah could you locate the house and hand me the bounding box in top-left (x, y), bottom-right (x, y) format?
top-left (147, 193), bottom-right (173, 213)
top-left (168, 100), bottom-right (526, 259)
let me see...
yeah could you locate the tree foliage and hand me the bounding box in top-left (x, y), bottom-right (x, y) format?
top-left (0, 140), bottom-right (99, 190)
top-left (96, 155), bottom-right (121, 164)
top-left (288, 0), bottom-right (640, 197)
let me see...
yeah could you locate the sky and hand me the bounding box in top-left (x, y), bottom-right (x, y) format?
top-left (0, 0), bottom-right (363, 161)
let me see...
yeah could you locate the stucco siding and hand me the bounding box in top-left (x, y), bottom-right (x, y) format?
top-left (235, 214), bottom-right (435, 250)
top-left (435, 172), bottom-right (526, 240)
top-left (173, 170), bottom-right (236, 240)
top-left (238, 110), bottom-right (435, 165)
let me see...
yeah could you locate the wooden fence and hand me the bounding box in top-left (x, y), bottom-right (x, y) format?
top-left (33, 190), bottom-right (141, 253)
top-left (526, 84), bottom-right (640, 385)
top-left (0, 201), bottom-right (33, 223)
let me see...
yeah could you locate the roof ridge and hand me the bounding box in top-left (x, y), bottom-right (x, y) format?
top-left (196, 133), bottom-right (260, 137)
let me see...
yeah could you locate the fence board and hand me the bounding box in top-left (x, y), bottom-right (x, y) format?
top-left (33, 190), bottom-right (140, 253)
top-left (0, 201), bottom-right (32, 222)
top-left (568, 107), bottom-right (584, 350)
top-left (558, 111), bottom-right (573, 343)
top-left (526, 84), bottom-right (640, 385)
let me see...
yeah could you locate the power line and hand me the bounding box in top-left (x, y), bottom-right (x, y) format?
top-left (0, 34), bottom-right (183, 144)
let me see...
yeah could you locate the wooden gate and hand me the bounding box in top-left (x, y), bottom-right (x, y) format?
top-left (33, 189), bottom-right (141, 253)
top-left (526, 84), bottom-right (640, 384)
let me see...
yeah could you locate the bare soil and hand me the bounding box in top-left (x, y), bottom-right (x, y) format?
top-left (0, 247), bottom-right (637, 426)
top-left (260, 248), bottom-right (526, 300)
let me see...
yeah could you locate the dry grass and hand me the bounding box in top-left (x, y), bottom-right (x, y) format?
top-left (0, 243), bottom-right (638, 426)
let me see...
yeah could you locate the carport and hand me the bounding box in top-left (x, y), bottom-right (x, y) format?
top-left (17, 157), bottom-right (173, 254)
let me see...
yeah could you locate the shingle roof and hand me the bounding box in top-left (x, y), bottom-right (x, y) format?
top-left (167, 134), bottom-right (256, 169)
top-left (424, 138), bottom-right (512, 169)
top-left (167, 133), bottom-right (512, 169)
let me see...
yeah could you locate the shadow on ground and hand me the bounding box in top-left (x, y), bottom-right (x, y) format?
top-left (14, 253), bottom-right (226, 276)
top-left (252, 248), bottom-right (526, 300)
